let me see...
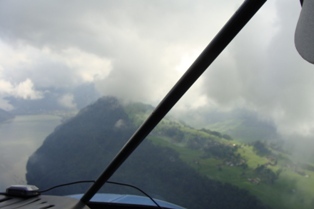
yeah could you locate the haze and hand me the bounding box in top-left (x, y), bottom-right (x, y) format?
top-left (0, 0), bottom-right (314, 141)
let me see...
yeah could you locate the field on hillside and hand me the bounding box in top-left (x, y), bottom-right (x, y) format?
top-left (150, 121), bottom-right (314, 209)
top-left (125, 103), bottom-right (314, 209)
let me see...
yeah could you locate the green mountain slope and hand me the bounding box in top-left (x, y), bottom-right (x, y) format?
top-left (26, 97), bottom-right (269, 209)
top-left (127, 104), bottom-right (314, 209)
top-left (26, 97), bottom-right (314, 209)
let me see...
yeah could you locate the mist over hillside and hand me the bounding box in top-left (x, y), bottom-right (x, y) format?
top-left (173, 108), bottom-right (279, 142)
top-left (26, 96), bottom-right (270, 209)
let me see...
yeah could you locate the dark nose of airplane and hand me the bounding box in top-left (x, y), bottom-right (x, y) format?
top-left (295, 0), bottom-right (314, 64)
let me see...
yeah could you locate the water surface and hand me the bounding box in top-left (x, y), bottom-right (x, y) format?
top-left (0, 115), bottom-right (61, 191)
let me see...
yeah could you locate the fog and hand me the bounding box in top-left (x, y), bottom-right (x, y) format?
top-left (1, 0), bottom-right (314, 142)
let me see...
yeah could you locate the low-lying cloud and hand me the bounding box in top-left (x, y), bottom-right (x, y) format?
top-left (0, 0), bottom-right (314, 140)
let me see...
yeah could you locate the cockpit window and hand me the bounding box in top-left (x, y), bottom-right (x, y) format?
top-left (1, 1), bottom-right (314, 209)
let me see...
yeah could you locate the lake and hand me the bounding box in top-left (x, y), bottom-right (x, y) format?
top-left (0, 114), bottom-right (61, 191)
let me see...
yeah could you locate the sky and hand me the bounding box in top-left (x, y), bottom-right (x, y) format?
top-left (0, 0), bottom-right (314, 139)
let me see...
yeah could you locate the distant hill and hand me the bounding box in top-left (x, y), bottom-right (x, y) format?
top-left (26, 96), bottom-right (270, 209)
top-left (182, 109), bottom-right (280, 143)
top-left (0, 109), bottom-right (14, 123)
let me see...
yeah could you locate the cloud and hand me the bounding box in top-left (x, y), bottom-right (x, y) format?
top-left (0, 78), bottom-right (42, 99)
top-left (0, 98), bottom-right (14, 111)
top-left (58, 94), bottom-right (77, 109)
top-left (0, 0), bottom-right (241, 104)
top-left (199, 0), bottom-right (314, 137)
top-left (14, 79), bottom-right (43, 99)
top-left (0, 0), bottom-right (313, 139)
top-left (0, 40), bottom-right (111, 88)
top-left (0, 78), bottom-right (43, 110)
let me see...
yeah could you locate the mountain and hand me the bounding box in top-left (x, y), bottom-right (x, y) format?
top-left (180, 108), bottom-right (280, 143)
top-left (208, 110), bottom-right (279, 142)
top-left (26, 96), bottom-right (270, 209)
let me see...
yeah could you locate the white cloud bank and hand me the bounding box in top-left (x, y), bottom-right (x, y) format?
top-left (0, 0), bottom-right (314, 139)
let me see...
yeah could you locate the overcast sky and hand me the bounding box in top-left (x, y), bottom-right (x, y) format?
top-left (1, 0), bottom-right (314, 138)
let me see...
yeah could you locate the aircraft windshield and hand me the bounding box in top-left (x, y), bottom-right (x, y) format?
top-left (1, 1), bottom-right (314, 209)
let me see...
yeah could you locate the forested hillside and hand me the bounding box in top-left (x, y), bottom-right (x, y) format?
top-left (26, 96), bottom-right (270, 209)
